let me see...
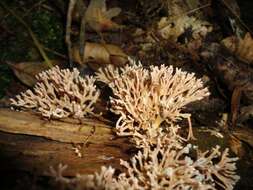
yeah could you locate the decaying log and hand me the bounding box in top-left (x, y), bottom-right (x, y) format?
top-left (0, 131), bottom-right (132, 176)
top-left (0, 108), bottom-right (133, 176)
top-left (0, 108), bottom-right (114, 144)
top-left (0, 108), bottom-right (252, 179)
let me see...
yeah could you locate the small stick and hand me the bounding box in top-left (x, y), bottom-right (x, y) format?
top-left (158, 3), bottom-right (211, 31)
top-left (79, 12), bottom-right (86, 63)
top-left (43, 47), bottom-right (68, 59)
top-left (221, 0), bottom-right (253, 36)
top-left (66, 0), bottom-right (77, 68)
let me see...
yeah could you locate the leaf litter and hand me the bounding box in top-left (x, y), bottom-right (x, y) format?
top-left (1, 0), bottom-right (253, 189)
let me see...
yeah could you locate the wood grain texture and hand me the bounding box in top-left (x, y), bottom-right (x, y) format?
top-left (0, 108), bottom-right (113, 143)
top-left (0, 131), bottom-right (132, 176)
top-left (0, 108), bottom-right (133, 176)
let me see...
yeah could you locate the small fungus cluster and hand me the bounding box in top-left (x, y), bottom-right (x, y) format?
top-left (11, 66), bottom-right (99, 119)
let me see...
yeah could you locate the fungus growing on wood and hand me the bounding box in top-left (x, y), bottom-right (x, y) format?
top-left (96, 62), bottom-right (210, 140)
top-left (50, 140), bottom-right (239, 190)
top-left (10, 66), bottom-right (100, 119)
top-left (118, 142), bottom-right (239, 190)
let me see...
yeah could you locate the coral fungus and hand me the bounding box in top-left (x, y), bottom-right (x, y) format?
top-left (50, 139), bottom-right (239, 190)
top-left (10, 62), bottom-right (239, 190)
top-left (10, 66), bottom-right (100, 119)
top-left (119, 142), bottom-right (239, 190)
top-left (96, 62), bottom-right (210, 140)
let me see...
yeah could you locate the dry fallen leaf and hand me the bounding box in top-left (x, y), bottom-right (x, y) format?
top-left (233, 127), bottom-right (253, 149)
top-left (85, 0), bottom-right (121, 32)
top-left (239, 105), bottom-right (253, 123)
top-left (157, 16), bottom-right (212, 42)
top-left (222, 33), bottom-right (253, 65)
top-left (231, 86), bottom-right (243, 129)
top-left (166, 0), bottom-right (189, 16)
top-left (7, 60), bottom-right (62, 87)
top-left (72, 42), bottom-right (128, 69)
top-left (228, 134), bottom-right (245, 158)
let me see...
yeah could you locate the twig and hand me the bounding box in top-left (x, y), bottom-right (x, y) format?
top-left (0, 2), bottom-right (53, 68)
top-left (159, 3), bottom-right (211, 31)
top-left (221, 0), bottom-right (253, 36)
top-left (23, 0), bottom-right (47, 17)
top-left (184, 3), bottom-right (211, 16)
top-left (79, 11), bottom-right (86, 63)
top-left (66, 0), bottom-right (77, 68)
top-left (43, 47), bottom-right (68, 59)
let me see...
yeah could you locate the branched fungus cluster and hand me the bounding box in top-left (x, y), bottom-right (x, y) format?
top-left (50, 139), bottom-right (239, 190)
top-left (96, 62), bottom-right (209, 143)
top-left (11, 66), bottom-right (100, 119)
top-left (11, 62), bottom-right (240, 190)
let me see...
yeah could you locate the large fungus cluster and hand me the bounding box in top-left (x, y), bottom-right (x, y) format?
top-left (11, 62), bottom-right (240, 190)
top-left (96, 63), bottom-right (209, 142)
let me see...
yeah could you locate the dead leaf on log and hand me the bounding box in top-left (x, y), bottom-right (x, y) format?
top-left (7, 60), bottom-right (63, 87)
top-left (85, 0), bottom-right (122, 32)
top-left (222, 33), bottom-right (253, 65)
top-left (73, 42), bottom-right (128, 69)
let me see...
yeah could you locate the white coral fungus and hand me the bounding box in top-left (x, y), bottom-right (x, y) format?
top-left (119, 142), bottom-right (239, 190)
top-left (96, 63), bottom-right (210, 140)
top-left (51, 141), bottom-right (239, 190)
top-left (10, 66), bottom-right (100, 119)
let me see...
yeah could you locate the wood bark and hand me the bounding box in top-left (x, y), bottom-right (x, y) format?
top-left (0, 108), bottom-right (133, 176)
top-left (0, 108), bottom-right (115, 143)
top-left (0, 108), bottom-right (251, 177)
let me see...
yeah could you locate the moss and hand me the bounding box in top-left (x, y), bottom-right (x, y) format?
top-left (30, 9), bottom-right (65, 56)
top-left (0, 0), bottom-right (65, 97)
top-left (0, 64), bottom-right (12, 98)
top-left (0, 1), bottom-right (65, 62)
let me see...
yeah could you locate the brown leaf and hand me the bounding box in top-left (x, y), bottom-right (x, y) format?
top-left (233, 127), bottom-right (253, 149)
top-left (222, 33), bottom-right (253, 65)
top-left (228, 134), bottom-right (245, 158)
top-left (213, 54), bottom-right (253, 103)
top-left (239, 105), bottom-right (253, 122)
top-left (72, 42), bottom-right (128, 69)
top-left (85, 0), bottom-right (121, 32)
top-left (8, 60), bottom-right (62, 87)
top-left (157, 16), bottom-right (212, 42)
top-left (231, 86), bottom-right (243, 128)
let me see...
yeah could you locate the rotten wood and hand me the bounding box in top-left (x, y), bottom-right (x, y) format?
top-left (0, 108), bottom-right (114, 144)
top-left (1, 108), bottom-right (252, 178)
top-left (0, 108), bottom-right (133, 176)
top-left (0, 131), bottom-right (132, 176)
